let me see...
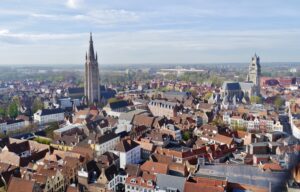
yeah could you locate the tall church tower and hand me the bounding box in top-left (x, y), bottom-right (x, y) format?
top-left (247, 54), bottom-right (261, 95)
top-left (84, 33), bottom-right (100, 104)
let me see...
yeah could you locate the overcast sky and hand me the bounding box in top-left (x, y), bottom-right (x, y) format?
top-left (0, 0), bottom-right (299, 65)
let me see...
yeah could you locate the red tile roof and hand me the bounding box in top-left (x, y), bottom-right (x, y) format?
top-left (140, 161), bottom-right (168, 175)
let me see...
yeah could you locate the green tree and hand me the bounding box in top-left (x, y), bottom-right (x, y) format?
top-left (32, 97), bottom-right (44, 113)
top-left (7, 102), bottom-right (18, 118)
top-left (182, 131), bottom-right (190, 141)
top-left (0, 107), bottom-right (6, 118)
top-left (108, 98), bottom-right (120, 104)
top-left (45, 122), bottom-right (59, 139)
top-left (12, 96), bottom-right (21, 107)
top-left (210, 76), bottom-right (224, 87)
top-left (204, 92), bottom-right (213, 101)
top-left (212, 116), bottom-right (225, 127)
top-left (34, 137), bottom-right (51, 145)
top-left (250, 96), bottom-right (262, 104)
top-left (274, 96), bottom-right (285, 111)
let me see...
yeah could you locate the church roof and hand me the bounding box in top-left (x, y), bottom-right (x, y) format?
top-left (68, 87), bottom-right (84, 94)
top-left (222, 82), bottom-right (240, 91)
top-left (240, 82), bottom-right (255, 90)
top-left (109, 100), bottom-right (129, 110)
top-left (88, 32), bottom-right (96, 61)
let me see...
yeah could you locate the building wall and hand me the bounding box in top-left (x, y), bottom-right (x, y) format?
top-left (120, 146), bottom-right (141, 169)
top-left (95, 137), bottom-right (120, 156)
top-left (148, 104), bottom-right (176, 119)
top-left (291, 121), bottom-right (300, 140)
top-left (125, 183), bottom-right (154, 192)
top-left (0, 121), bottom-right (26, 133)
top-left (34, 113), bottom-right (64, 125)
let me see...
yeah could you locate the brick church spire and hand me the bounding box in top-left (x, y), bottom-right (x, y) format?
top-left (88, 32), bottom-right (95, 61)
top-left (84, 33), bottom-right (100, 104)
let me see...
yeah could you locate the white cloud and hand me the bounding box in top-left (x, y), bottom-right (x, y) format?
top-left (0, 29), bottom-right (10, 35)
top-left (0, 30), bottom-right (84, 44)
top-left (0, 28), bottom-right (300, 64)
top-left (66, 0), bottom-right (83, 9)
top-left (74, 9), bottom-right (139, 24)
top-left (28, 9), bottom-right (139, 25)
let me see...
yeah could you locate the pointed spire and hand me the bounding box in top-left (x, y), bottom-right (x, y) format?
top-left (85, 52), bottom-right (87, 60)
top-left (88, 32), bottom-right (95, 61)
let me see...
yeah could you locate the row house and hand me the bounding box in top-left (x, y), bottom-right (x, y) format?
top-left (78, 163), bottom-right (126, 192)
top-left (29, 165), bottom-right (65, 192)
top-left (223, 112), bottom-right (283, 132)
top-left (155, 143), bottom-right (235, 164)
top-left (125, 174), bottom-right (156, 192)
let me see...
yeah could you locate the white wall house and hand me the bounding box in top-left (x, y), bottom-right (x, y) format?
top-left (94, 131), bottom-right (120, 156)
top-left (34, 108), bottom-right (64, 125)
top-left (115, 140), bottom-right (141, 169)
top-left (290, 119), bottom-right (300, 140)
top-left (289, 103), bottom-right (300, 140)
top-left (0, 120), bottom-right (26, 133)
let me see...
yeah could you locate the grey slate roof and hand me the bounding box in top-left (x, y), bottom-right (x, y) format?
top-left (68, 87), bottom-right (84, 94)
top-left (109, 100), bottom-right (129, 110)
top-left (196, 164), bottom-right (288, 191)
top-left (98, 131), bottom-right (119, 144)
top-left (226, 82), bottom-right (241, 90)
top-left (156, 174), bottom-right (185, 192)
top-left (118, 109), bottom-right (147, 122)
top-left (149, 100), bottom-right (178, 108)
top-left (40, 108), bottom-right (64, 116)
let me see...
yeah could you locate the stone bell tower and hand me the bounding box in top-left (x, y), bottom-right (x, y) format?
top-left (247, 54), bottom-right (261, 95)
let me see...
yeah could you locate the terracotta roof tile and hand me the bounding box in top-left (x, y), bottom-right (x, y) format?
top-left (7, 177), bottom-right (36, 192)
top-left (140, 161), bottom-right (168, 175)
top-left (115, 139), bottom-right (139, 152)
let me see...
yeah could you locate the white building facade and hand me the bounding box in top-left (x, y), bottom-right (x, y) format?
top-left (34, 109), bottom-right (65, 124)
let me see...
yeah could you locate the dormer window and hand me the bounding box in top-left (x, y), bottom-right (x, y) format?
top-left (147, 180), bottom-right (153, 186)
top-left (130, 178), bottom-right (136, 184)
